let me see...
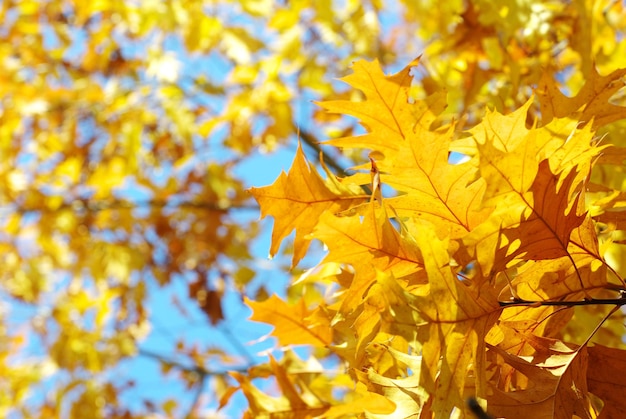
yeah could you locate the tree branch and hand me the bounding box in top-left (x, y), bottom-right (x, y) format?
top-left (0, 199), bottom-right (259, 218)
top-left (467, 397), bottom-right (494, 419)
top-left (297, 126), bottom-right (350, 177)
top-left (137, 348), bottom-right (249, 377)
top-left (499, 294), bottom-right (626, 308)
top-left (185, 375), bottom-right (207, 419)
top-left (218, 325), bottom-right (257, 366)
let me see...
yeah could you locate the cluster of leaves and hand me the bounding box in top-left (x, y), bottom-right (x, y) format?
top-left (237, 2), bottom-right (626, 418)
top-left (249, 56), bottom-right (626, 417)
top-left (2, 0), bottom-right (626, 417)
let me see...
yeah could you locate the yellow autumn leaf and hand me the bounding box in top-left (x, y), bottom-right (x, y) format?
top-left (320, 382), bottom-right (396, 417)
top-left (487, 339), bottom-right (596, 419)
top-left (245, 294), bottom-right (332, 347)
top-left (409, 222), bottom-right (501, 416)
top-left (536, 66), bottom-right (626, 130)
top-left (249, 143), bottom-right (367, 266)
top-left (587, 344), bottom-right (626, 417)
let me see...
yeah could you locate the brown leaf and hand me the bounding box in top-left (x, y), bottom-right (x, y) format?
top-left (587, 344), bottom-right (626, 418)
top-left (488, 340), bottom-right (596, 419)
top-left (188, 279), bottom-right (224, 325)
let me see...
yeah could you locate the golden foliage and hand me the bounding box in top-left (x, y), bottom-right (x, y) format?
top-left (4, 0), bottom-right (626, 418)
top-left (252, 52), bottom-right (626, 419)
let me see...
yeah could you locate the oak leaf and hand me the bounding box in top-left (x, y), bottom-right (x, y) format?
top-left (536, 67), bottom-right (626, 129)
top-left (487, 340), bottom-right (595, 419)
top-left (249, 143), bottom-right (367, 266)
top-left (313, 202), bottom-right (425, 283)
top-left (319, 57), bottom-right (435, 156)
top-left (232, 360), bottom-right (328, 419)
top-left (409, 222), bottom-right (500, 415)
top-left (384, 125), bottom-right (491, 239)
top-left (245, 294), bottom-right (332, 347)
top-left (319, 382), bottom-right (396, 417)
top-left (321, 58), bottom-right (490, 239)
top-left (512, 216), bottom-right (609, 300)
top-left (356, 346), bottom-right (429, 418)
top-left (350, 270), bottom-right (424, 364)
top-left (464, 158), bottom-right (586, 275)
top-left (468, 97), bottom-right (533, 153)
top-left (586, 344), bottom-right (626, 418)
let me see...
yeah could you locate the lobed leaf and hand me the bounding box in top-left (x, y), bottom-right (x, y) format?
top-left (245, 294), bottom-right (332, 347)
top-left (249, 144), bottom-right (367, 266)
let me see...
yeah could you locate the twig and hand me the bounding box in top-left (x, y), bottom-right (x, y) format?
top-left (467, 397), bottom-right (494, 419)
top-left (0, 199), bottom-right (259, 218)
top-left (137, 348), bottom-right (248, 376)
top-left (185, 375), bottom-right (207, 419)
top-left (219, 325), bottom-right (257, 365)
top-left (499, 295), bottom-right (626, 308)
top-left (298, 126), bottom-right (349, 176)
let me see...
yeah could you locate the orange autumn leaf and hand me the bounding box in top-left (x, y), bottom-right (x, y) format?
top-left (313, 202), bottom-right (425, 282)
top-left (489, 348), bottom-right (595, 419)
top-left (384, 133), bottom-right (491, 239)
top-left (503, 161), bottom-right (586, 260)
top-left (536, 67), bottom-right (626, 130)
top-left (232, 352), bottom-right (395, 419)
top-left (231, 367), bottom-right (328, 418)
top-left (319, 57), bottom-right (436, 156)
top-left (357, 347), bottom-right (429, 418)
top-left (586, 344), bottom-right (626, 418)
top-left (318, 382), bottom-right (396, 418)
top-left (512, 216), bottom-right (610, 301)
top-left (245, 294), bottom-right (332, 347)
top-left (464, 153), bottom-right (586, 275)
top-left (249, 143), bottom-right (367, 266)
top-left (248, 55), bottom-right (626, 419)
top-left (408, 223), bottom-right (500, 416)
top-left (320, 58), bottom-right (489, 239)
top-left (487, 340), bottom-right (595, 419)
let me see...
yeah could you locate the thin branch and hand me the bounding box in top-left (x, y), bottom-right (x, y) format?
top-left (297, 125), bottom-right (374, 195)
top-left (467, 397), bottom-right (494, 419)
top-left (218, 325), bottom-right (257, 366)
top-left (298, 126), bottom-right (350, 177)
top-left (137, 348), bottom-right (249, 376)
top-left (139, 348), bottom-right (247, 418)
top-left (185, 375), bottom-right (207, 419)
top-left (0, 199), bottom-right (259, 218)
top-left (499, 295), bottom-right (626, 308)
